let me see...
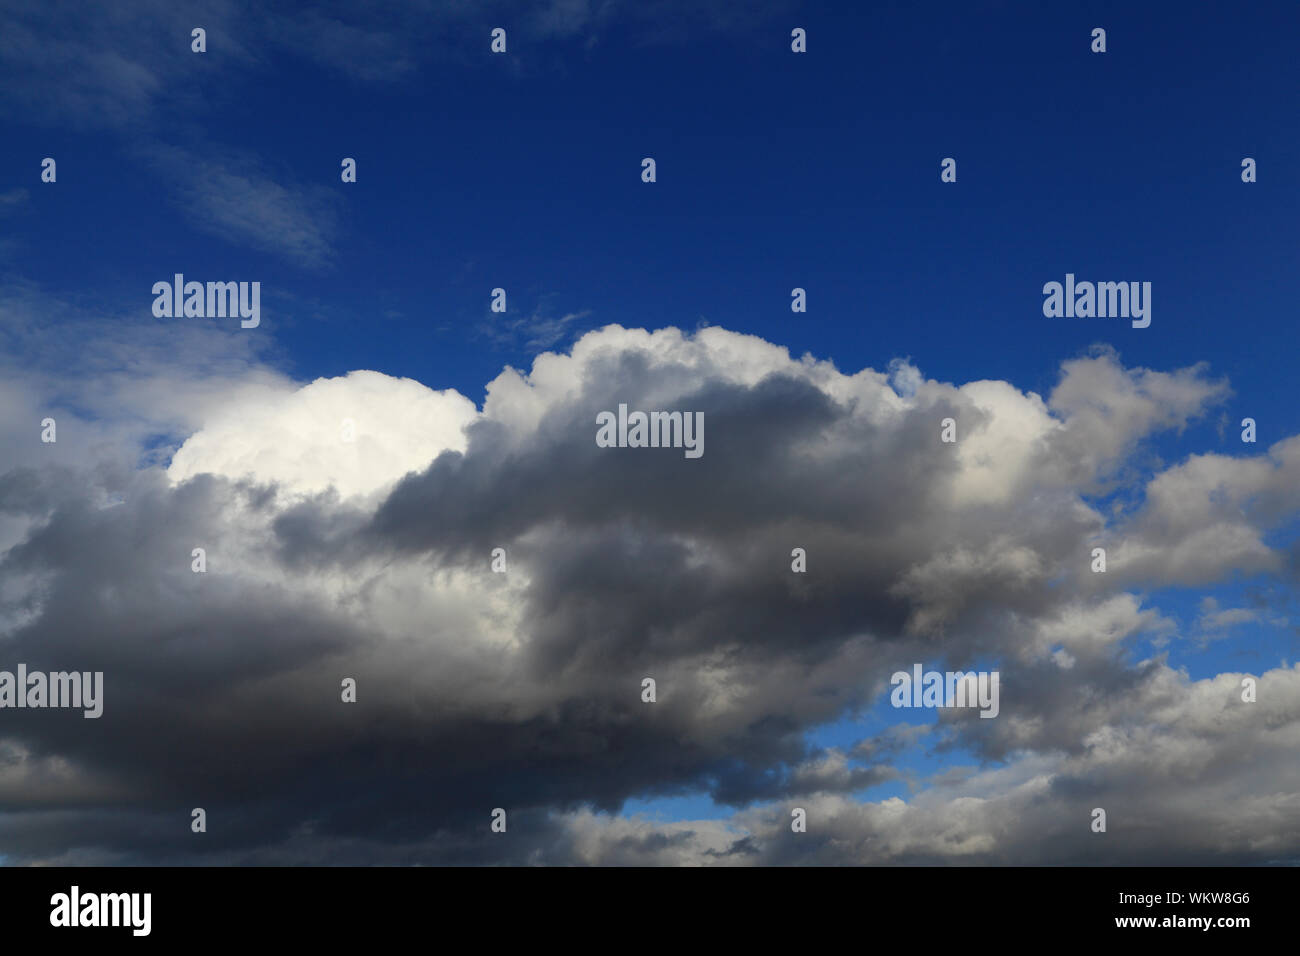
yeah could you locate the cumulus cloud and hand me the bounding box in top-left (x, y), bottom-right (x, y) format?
top-left (167, 370), bottom-right (477, 499)
top-left (1, 317), bottom-right (1297, 864)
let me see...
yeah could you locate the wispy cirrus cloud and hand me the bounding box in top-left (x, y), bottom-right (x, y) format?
top-left (142, 143), bottom-right (341, 269)
top-left (0, 189), bottom-right (29, 211)
top-left (0, 0), bottom-right (254, 130)
top-left (0, 0), bottom-right (791, 133)
top-left (483, 305), bottom-right (594, 350)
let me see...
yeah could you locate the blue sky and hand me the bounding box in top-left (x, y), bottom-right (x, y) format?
top-left (2, 0), bottom-right (1298, 861)
top-left (6, 1), bottom-right (1298, 424)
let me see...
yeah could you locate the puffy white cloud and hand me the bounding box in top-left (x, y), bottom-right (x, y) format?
top-left (167, 370), bottom-right (478, 499)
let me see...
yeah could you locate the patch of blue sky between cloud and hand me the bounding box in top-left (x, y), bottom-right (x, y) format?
top-left (809, 661), bottom-right (1005, 778)
top-left (619, 792), bottom-right (728, 824)
top-left (1134, 581), bottom-right (1297, 683)
top-left (615, 668), bottom-right (998, 826)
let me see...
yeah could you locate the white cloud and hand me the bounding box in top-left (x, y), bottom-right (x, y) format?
top-left (167, 370), bottom-right (478, 499)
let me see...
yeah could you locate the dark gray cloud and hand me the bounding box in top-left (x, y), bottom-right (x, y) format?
top-left (0, 318), bottom-right (1297, 865)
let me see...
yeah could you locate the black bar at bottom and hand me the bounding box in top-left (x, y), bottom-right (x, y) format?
top-left (0, 865), bottom-right (1286, 942)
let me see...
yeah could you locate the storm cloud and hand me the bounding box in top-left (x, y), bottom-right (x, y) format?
top-left (1, 312), bottom-right (1297, 865)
